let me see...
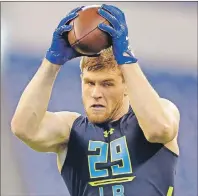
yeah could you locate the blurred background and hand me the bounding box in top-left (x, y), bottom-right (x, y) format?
top-left (1, 2), bottom-right (197, 196)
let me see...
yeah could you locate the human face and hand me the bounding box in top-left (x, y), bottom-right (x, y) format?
top-left (81, 68), bottom-right (126, 124)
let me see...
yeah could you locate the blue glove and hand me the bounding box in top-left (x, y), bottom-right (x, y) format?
top-left (98, 4), bottom-right (138, 65)
top-left (46, 7), bottom-right (84, 65)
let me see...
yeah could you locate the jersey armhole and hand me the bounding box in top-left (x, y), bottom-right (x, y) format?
top-left (60, 115), bottom-right (85, 174)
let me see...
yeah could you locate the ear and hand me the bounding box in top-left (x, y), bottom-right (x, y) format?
top-left (80, 73), bottom-right (83, 80)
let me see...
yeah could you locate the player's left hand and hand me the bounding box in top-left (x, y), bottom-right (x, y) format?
top-left (98, 4), bottom-right (138, 65)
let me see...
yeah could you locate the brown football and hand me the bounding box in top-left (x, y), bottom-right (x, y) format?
top-left (67, 5), bottom-right (112, 56)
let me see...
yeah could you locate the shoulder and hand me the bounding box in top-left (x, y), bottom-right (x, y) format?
top-left (54, 111), bottom-right (81, 129)
top-left (129, 100), bottom-right (180, 155)
top-left (55, 111), bottom-right (90, 137)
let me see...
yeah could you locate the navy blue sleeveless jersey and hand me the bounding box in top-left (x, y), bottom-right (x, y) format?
top-left (61, 107), bottom-right (178, 196)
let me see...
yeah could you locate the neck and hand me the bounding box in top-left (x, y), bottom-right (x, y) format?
top-left (111, 96), bottom-right (130, 122)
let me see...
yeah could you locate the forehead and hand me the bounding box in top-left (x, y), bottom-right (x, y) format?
top-left (82, 68), bottom-right (122, 82)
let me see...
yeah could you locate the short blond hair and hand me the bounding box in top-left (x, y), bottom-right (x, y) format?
top-left (80, 47), bottom-right (121, 73)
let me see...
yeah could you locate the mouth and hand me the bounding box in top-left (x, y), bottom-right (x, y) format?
top-left (91, 104), bottom-right (105, 108)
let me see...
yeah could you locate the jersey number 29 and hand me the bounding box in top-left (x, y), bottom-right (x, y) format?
top-left (88, 136), bottom-right (132, 178)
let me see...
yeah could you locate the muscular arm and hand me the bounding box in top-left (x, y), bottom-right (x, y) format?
top-left (11, 59), bottom-right (79, 152)
top-left (97, 4), bottom-right (180, 144)
top-left (121, 63), bottom-right (180, 144)
top-left (11, 8), bottom-right (84, 153)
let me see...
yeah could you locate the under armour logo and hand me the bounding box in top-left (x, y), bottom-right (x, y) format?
top-left (104, 128), bottom-right (115, 138)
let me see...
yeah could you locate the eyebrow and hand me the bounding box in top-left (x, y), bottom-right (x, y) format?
top-left (102, 79), bottom-right (115, 82)
top-left (83, 77), bottom-right (115, 83)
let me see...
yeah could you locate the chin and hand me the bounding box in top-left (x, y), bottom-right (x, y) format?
top-left (86, 111), bottom-right (109, 124)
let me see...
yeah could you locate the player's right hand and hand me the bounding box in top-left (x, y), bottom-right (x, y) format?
top-left (45, 6), bottom-right (84, 65)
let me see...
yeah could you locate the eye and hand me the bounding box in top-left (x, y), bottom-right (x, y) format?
top-left (88, 81), bottom-right (95, 86)
top-left (102, 82), bottom-right (114, 87)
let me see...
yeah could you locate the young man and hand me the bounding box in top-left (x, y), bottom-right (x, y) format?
top-left (11, 5), bottom-right (180, 196)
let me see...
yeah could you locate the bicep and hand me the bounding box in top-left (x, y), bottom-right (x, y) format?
top-left (24, 111), bottom-right (80, 153)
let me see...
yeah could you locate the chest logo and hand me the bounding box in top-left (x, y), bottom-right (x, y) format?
top-left (103, 128), bottom-right (115, 138)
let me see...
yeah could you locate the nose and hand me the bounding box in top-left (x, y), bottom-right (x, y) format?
top-left (91, 85), bottom-right (102, 99)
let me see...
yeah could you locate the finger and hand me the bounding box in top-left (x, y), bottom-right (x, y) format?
top-left (69, 6), bottom-right (84, 14)
top-left (58, 6), bottom-right (84, 27)
top-left (58, 12), bottom-right (78, 27)
top-left (59, 5), bottom-right (84, 26)
top-left (101, 4), bottom-right (125, 20)
top-left (56, 25), bottom-right (72, 35)
top-left (98, 23), bottom-right (116, 37)
top-left (98, 8), bottom-right (120, 30)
